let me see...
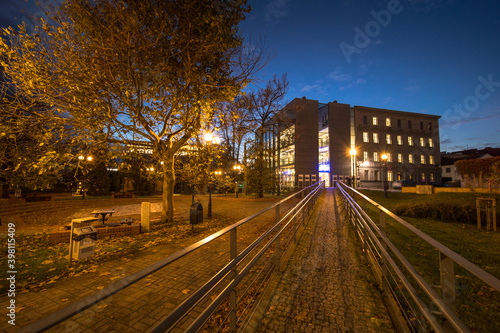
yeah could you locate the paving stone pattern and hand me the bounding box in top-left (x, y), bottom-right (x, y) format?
top-left (257, 188), bottom-right (394, 332)
top-left (0, 208), bottom-right (280, 333)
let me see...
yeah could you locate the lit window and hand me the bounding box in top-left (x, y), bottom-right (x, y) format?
top-left (373, 133), bottom-right (379, 143)
top-left (374, 152), bottom-right (379, 162)
top-left (386, 118), bottom-right (391, 126)
top-left (363, 151), bottom-right (368, 161)
top-left (428, 138), bottom-right (434, 147)
top-left (421, 173), bottom-right (426, 182)
top-left (408, 136), bottom-right (413, 146)
top-left (387, 171), bottom-right (393, 181)
top-left (387, 153), bottom-right (392, 162)
top-left (373, 117), bottom-right (378, 125)
top-left (429, 155), bottom-right (434, 165)
top-left (398, 153), bottom-right (402, 163)
top-left (430, 173), bottom-right (434, 182)
top-left (420, 137), bottom-right (425, 147)
top-left (409, 154), bottom-right (413, 164)
top-left (397, 135), bottom-right (402, 145)
top-left (421, 155), bottom-right (426, 164)
top-left (386, 134), bottom-right (392, 144)
top-left (363, 132), bottom-right (369, 143)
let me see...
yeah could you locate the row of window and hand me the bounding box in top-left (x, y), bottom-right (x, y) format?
top-left (362, 132), bottom-right (434, 147)
top-left (362, 151), bottom-right (435, 165)
top-left (362, 116), bottom-right (432, 130)
top-left (362, 170), bottom-right (435, 183)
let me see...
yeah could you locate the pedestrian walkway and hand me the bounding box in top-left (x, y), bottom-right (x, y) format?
top-left (1, 189), bottom-right (395, 332)
top-left (256, 188), bottom-right (394, 332)
top-left (0, 208), bottom-right (280, 333)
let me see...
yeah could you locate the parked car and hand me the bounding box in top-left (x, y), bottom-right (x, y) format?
top-left (392, 181), bottom-right (403, 190)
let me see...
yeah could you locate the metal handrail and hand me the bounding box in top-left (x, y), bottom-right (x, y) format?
top-left (19, 181), bottom-right (324, 333)
top-left (336, 182), bottom-right (500, 333)
top-left (337, 184), bottom-right (465, 332)
top-left (344, 184), bottom-right (500, 292)
top-left (151, 181), bottom-right (325, 332)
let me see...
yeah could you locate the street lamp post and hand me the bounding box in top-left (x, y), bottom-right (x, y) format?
top-left (350, 149), bottom-right (357, 188)
top-left (204, 133), bottom-right (220, 218)
top-left (77, 154), bottom-right (93, 199)
top-left (233, 165), bottom-right (242, 198)
top-left (381, 153), bottom-right (388, 198)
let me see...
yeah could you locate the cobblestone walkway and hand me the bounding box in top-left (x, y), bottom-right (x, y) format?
top-left (257, 188), bottom-right (394, 332)
top-left (0, 208), bottom-right (281, 333)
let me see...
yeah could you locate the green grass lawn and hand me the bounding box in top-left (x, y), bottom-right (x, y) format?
top-left (353, 190), bottom-right (500, 333)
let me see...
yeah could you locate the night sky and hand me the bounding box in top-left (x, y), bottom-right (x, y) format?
top-left (1, 0), bottom-right (499, 152)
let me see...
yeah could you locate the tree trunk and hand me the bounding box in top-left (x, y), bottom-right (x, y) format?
top-left (161, 156), bottom-right (175, 223)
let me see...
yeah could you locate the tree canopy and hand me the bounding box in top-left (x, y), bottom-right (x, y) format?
top-left (1, 0), bottom-right (264, 221)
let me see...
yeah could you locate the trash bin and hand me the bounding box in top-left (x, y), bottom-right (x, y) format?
top-left (190, 202), bottom-right (203, 225)
top-left (72, 225), bottom-right (97, 260)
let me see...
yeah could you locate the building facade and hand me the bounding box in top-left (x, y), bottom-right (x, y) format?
top-left (262, 97), bottom-right (442, 188)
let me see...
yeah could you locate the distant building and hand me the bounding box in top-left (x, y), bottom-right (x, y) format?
top-left (260, 97), bottom-right (442, 189)
top-left (440, 147), bottom-right (500, 186)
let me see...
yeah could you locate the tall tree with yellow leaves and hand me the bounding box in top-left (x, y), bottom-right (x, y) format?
top-left (0, 0), bottom-right (264, 222)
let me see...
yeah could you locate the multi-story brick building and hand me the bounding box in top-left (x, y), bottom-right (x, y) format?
top-left (261, 97), bottom-right (441, 188)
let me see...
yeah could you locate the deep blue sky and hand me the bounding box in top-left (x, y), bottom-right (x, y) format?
top-left (240, 0), bottom-right (500, 152)
top-left (1, 0), bottom-right (499, 152)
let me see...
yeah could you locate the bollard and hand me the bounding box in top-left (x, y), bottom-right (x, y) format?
top-left (141, 202), bottom-right (151, 232)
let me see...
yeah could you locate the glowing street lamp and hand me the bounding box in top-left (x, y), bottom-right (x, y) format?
top-left (204, 132), bottom-right (220, 218)
top-left (233, 164), bottom-right (243, 198)
top-left (350, 149), bottom-right (357, 188)
top-left (204, 133), bottom-right (213, 143)
top-left (381, 153), bottom-right (388, 198)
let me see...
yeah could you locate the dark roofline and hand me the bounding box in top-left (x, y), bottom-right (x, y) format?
top-left (352, 105), bottom-right (441, 119)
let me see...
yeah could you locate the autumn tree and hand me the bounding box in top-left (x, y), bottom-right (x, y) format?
top-left (0, 76), bottom-right (81, 197)
top-left (0, 0), bottom-right (264, 222)
top-left (217, 97), bottom-right (253, 165)
top-left (244, 74), bottom-right (289, 197)
top-left (175, 134), bottom-right (229, 202)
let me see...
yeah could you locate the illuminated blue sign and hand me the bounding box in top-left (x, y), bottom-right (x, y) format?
top-left (319, 163), bottom-right (330, 172)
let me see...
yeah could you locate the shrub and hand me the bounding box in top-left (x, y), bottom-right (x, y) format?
top-left (393, 202), bottom-right (477, 224)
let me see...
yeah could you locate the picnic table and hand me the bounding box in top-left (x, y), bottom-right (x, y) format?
top-left (91, 209), bottom-right (115, 224)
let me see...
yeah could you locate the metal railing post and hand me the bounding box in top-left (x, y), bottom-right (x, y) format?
top-left (230, 228), bottom-right (237, 332)
top-left (379, 210), bottom-right (388, 284)
top-left (379, 209), bottom-right (386, 237)
top-left (439, 251), bottom-right (456, 311)
top-left (276, 204), bottom-right (280, 224)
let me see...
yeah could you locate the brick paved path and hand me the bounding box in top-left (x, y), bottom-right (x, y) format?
top-left (0, 207), bottom-right (282, 333)
top-left (256, 188), bottom-right (394, 332)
